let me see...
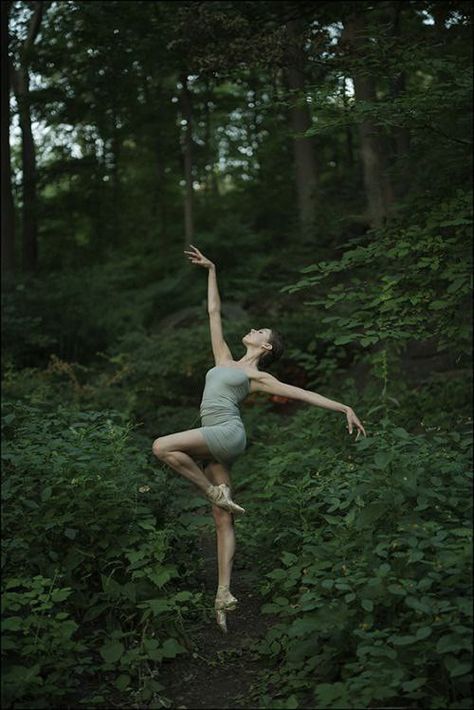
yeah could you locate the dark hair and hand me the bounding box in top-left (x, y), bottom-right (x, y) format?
top-left (258, 329), bottom-right (285, 370)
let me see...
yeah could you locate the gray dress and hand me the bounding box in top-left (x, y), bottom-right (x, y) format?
top-left (199, 366), bottom-right (250, 467)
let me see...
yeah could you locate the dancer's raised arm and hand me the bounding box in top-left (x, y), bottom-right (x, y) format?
top-left (184, 244), bottom-right (233, 364)
top-left (252, 371), bottom-right (367, 440)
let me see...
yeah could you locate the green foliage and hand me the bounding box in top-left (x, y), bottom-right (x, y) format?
top-left (1, 575), bottom-right (88, 707)
top-left (4, 2), bottom-right (473, 707)
top-left (235, 402), bottom-right (473, 709)
top-left (1, 399), bottom-right (205, 707)
top-left (281, 188), bottom-right (472, 357)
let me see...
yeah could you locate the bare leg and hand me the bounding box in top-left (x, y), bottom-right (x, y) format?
top-left (153, 447), bottom-right (213, 494)
top-left (204, 462), bottom-right (236, 590)
top-left (213, 507), bottom-right (235, 588)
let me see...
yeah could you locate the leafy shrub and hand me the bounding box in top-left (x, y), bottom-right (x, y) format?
top-left (1, 400), bottom-right (205, 707)
top-left (236, 404), bottom-right (473, 709)
top-left (1, 575), bottom-right (88, 707)
top-left (280, 188), bottom-right (473, 361)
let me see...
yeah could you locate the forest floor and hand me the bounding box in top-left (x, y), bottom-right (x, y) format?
top-left (159, 510), bottom-right (275, 709)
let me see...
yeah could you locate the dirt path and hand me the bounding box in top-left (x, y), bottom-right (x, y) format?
top-left (159, 519), bottom-right (273, 709)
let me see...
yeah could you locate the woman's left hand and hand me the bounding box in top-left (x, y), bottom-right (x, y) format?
top-left (345, 407), bottom-right (367, 441)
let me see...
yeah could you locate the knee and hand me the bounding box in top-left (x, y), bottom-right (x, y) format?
top-left (152, 438), bottom-right (167, 460)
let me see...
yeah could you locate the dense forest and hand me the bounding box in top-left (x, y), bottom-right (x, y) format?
top-left (1, 0), bottom-right (472, 708)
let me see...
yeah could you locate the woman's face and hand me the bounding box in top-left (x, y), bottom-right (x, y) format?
top-left (242, 328), bottom-right (272, 348)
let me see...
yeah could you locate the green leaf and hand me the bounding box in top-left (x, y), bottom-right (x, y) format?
top-left (355, 502), bottom-right (387, 528)
top-left (174, 591), bottom-right (194, 602)
top-left (115, 674), bottom-right (131, 691)
top-left (161, 638), bottom-right (186, 658)
top-left (392, 635), bottom-right (418, 645)
top-left (374, 451), bottom-right (393, 469)
top-left (51, 588), bottom-right (72, 603)
top-left (436, 633), bottom-right (465, 654)
top-left (138, 519), bottom-right (156, 530)
top-left (443, 656), bottom-right (472, 677)
top-left (416, 626), bottom-right (432, 640)
top-left (334, 335), bottom-right (357, 345)
top-left (402, 677), bottom-right (427, 692)
top-left (361, 599), bottom-right (373, 612)
top-left (1, 616), bottom-right (23, 631)
top-left (41, 486), bottom-right (52, 502)
top-left (100, 640), bottom-right (125, 663)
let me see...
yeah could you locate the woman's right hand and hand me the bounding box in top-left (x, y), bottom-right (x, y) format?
top-left (183, 244), bottom-right (215, 270)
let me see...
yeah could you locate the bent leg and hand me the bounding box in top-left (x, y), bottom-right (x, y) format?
top-left (205, 461), bottom-right (236, 589)
top-left (152, 428), bottom-right (214, 494)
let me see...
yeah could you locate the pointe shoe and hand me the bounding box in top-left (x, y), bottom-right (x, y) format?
top-left (214, 585), bottom-right (238, 633)
top-left (215, 585), bottom-right (238, 611)
top-left (216, 609), bottom-right (228, 633)
top-left (206, 483), bottom-right (246, 515)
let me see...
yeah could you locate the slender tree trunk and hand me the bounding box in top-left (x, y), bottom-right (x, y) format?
top-left (341, 13), bottom-right (395, 228)
top-left (180, 73), bottom-right (194, 246)
top-left (385, 2), bottom-right (410, 166)
top-left (342, 77), bottom-right (354, 169)
top-left (285, 20), bottom-right (318, 237)
top-left (110, 106), bottom-right (120, 246)
top-left (1, 1), bottom-right (16, 275)
top-left (11, 64), bottom-right (39, 271)
top-left (203, 77), bottom-right (217, 197)
top-left (9, 0), bottom-right (45, 272)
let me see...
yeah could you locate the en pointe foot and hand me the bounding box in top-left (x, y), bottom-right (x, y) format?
top-left (215, 585), bottom-right (238, 612)
top-left (206, 483), bottom-right (246, 515)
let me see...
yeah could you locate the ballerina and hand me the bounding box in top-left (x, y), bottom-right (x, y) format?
top-left (152, 244), bottom-right (366, 632)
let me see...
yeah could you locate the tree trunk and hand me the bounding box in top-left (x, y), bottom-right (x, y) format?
top-left (203, 77), bottom-right (217, 197)
top-left (1, 1), bottom-right (15, 275)
top-left (342, 77), bottom-right (354, 169)
top-left (11, 64), bottom-right (39, 271)
top-left (9, 0), bottom-right (45, 272)
top-left (110, 104), bottom-right (120, 246)
top-left (285, 20), bottom-right (318, 237)
top-left (385, 1), bottom-right (410, 177)
top-left (180, 73), bottom-right (194, 246)
top-left (341, 13), bottom-right (395, 229)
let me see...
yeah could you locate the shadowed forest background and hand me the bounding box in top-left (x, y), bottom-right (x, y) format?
top-left (1, 1), bottom-right (472, 708)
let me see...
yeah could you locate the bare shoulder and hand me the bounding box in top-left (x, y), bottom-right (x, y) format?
top-left (246, 369), bottom-right (275, 394)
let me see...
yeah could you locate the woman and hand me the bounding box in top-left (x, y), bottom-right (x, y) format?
top-left (152, 244), bottom-right (366, 632)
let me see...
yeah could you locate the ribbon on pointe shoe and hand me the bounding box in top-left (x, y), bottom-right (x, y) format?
top-left (206, 484), bottom-right (246, 515)
top-left (216, 609), bottom-right (228, 633)
top-left (215, 584), bottom-right (238, 611)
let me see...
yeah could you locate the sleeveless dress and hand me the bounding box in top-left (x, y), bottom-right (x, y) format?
top-left (199, 366), bottom-right (250, 467)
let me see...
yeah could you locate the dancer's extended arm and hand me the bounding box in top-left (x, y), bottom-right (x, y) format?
top-left (184, 244), bottom-right (233, 363)
top-left (207, 267), bottom-right (233, 362)
top-left (253, 371), bottom-right (367, 439)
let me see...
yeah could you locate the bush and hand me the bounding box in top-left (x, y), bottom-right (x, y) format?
top-left (1, 399), bottom-right (205, 707)
top-left (235, 404), bottom-right (473, 709)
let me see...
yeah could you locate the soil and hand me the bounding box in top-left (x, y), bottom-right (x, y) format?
top-left (159, 522), bottom-right (275, 709)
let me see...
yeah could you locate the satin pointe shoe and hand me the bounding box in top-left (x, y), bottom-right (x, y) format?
top-left (215, 585), bottom-right (238, 633)
top-left (206, 483), bottom-right (246, 515)
top-left (215, 585), bottom-right (238, 611)
top-left (215, 609), bottom-right (228, 633)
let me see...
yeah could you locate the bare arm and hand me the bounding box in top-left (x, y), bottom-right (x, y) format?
top-left (207, 265), bottom-right (221, 313)
top-left (183, 245), bottom-right (233, 363)
top-left (252, 371), bottom-right (367, 438)
top-left (207, 266), bottom-right (233, 362)
top-left (253, 372), bottom-right (349, 412)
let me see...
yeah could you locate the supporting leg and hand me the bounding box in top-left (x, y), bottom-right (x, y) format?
top-left (203, 461), bottom-right (237, 590)
top-left (212, 506), bottom-right (235, 588)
